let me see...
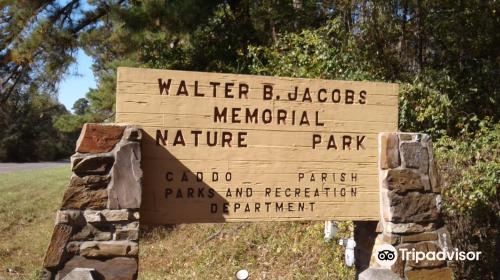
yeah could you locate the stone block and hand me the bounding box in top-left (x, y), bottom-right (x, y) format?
top-left (108, 142), bottom-right (142, 209)
top-left (65, 211), bottom-right (87, 227)
top-left (60, 186), bottom-right (107, 210)
top-left (377, 233), bottom-right (400, 246)
top-left (399, 134), bottom-right (412, 141)
top-left (66, 242), bottom-right (80, 255)
top-left (387, 192), bottom-right (440, 223)
top-left (380, 133), bottom-right (400, 169)
top-left (422, 175), bottom-right (432, 192)
top-left (56, 211), bottom-right (69, 224)
top-left (405, 242), bottom-right (446, 268)
top-left (428, 141), bottom-right (441, 193)
top-left (61, 268), bottom-right (96, 280)
top-left (71, 225), bottom-right (112, 241)
top-left (69, 175), bottom-right (111, 189)
top-left (419, 147), bottom-right (429, 175)
top-left (39, 268), bottom-right (55, 280)
top-left (401, 232), bottom-right (438, 243)
top-left (126, 222), bottom-right (139, 229)
top-left (116, 229), bottom-right (139, 241)
top-left (405, 267), bottom-right (452, 280)
top-left (401, 142), bottom-right (425, 169)
top-left (436, 227), bottom-right (453, 252)
top-left (76, 123), bottom-right (125, 153)
top-left (84, 210), bottom-right (102, 223)
top-left (358, 268), bottom-right (402, 280)
top-left (80, 241), bottom-right (138, 258)
top-left (385, 222), bottom-right (436, 234)
top-left (42, 224), bottom-right (73, 268)
top-left (123, 128), bottom-right (142, 142)
top-left (72, 155), bottom-right (114, 174)
top-left (101, 210), bottom-right (130, 221)
top-left (59, 256), bottom-right (137, 280)
top-left (132, 211), bottom-right (140, 219)
top-left (383, 169), bottom-right (424, 194)
top-left (392, 244), bottom-right (406, 277)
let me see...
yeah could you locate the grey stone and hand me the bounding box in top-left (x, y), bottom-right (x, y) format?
top-left (71, 225), bottom-right (112, 241)
top-left (66, 242), bottom-right (80, 254)
top-left (72, 155), bottom-right (114, 174)
top-left (79, 241), bottom-right (138, 258)
top-left (428, 141), bottom-right (441, 193)
top-left (387, 191), bottom-right (440, 223)
top-left (401, 232), bottom-right (438, 243)
top-left (422, 175), bottom-right (432, 191)
top-left (108, 142), bottom-right (142, 209)
top-left (419, 147), bottom-right (429, 175)
top-left (59, 256), bottom-right (137, 280)
top-left (399, 133), bottom-right (412, 141)
top-left (358, 268), bottom-right (402, 280)
top-left (406, 242), bottom-right (446, 268)
top-left (62, 268), bottom-right (96, 280)
top-left (83, 210), bottom-right (101, 223)
top-left (436, 226), bottom-right (453, 253)
top-left (123, 128), bottom-right (142, 142)
top-left (383, 169), bottom-right (424, 194)
top-left (39, 268), bottom-right (55, 280)
top-left (101, 210), bottom-right (130, 221)
top-left (401, 142), bottom-right (424, 169)
top-left (385, 222), bottom-right (436, 233)
top-left (116, 229), bottom-right (139, 241)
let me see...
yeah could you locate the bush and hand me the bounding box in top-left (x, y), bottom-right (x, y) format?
top-left (435, 120), bottom-right (500, 279)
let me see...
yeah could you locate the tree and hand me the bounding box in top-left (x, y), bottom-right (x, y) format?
top-left (72, 98), bottom-right (89, 115)
top-left (0, 0), bottom-right (127, 105)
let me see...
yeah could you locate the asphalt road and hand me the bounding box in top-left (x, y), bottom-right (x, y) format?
top-left (0, 161), bottom-right (70, 173)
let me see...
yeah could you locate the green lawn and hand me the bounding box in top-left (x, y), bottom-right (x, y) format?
top-left (0, 167), bottom-right (354, 280)
top-left (0, 166), bottom-right (70, 279)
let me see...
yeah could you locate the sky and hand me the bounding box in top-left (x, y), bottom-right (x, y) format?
top-left (57, 50), bottom-right (96, 113)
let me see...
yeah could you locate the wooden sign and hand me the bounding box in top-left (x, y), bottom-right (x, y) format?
top-left (116, 68), bottom-right (398, 225)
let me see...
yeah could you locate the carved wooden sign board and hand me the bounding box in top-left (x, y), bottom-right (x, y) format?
top-left (116, 68), bottom-right (398, 225)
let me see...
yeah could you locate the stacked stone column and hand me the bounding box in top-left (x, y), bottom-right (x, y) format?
top-left (40, 124), bottom-right (142, 280)
top-left (355, 132), bottom-right (453, 280)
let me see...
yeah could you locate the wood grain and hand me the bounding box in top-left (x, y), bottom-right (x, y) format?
top-left (115, 67), bottom-right (398, 224)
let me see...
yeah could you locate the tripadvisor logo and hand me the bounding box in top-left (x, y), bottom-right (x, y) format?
top-left (375, 244), bottom-right (398, 266)
top-left (375, 244), bottom-right (482, 267)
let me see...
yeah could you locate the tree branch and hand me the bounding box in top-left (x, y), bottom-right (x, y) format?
top-left (1, 67), bottom-right (24, 105)
top-left (70, 0), bottom-right (126, 35)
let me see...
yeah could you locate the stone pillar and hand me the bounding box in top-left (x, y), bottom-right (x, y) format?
top-left (40, 124), bottom-right (142, 280)
top-left (355, 133), bottom-right (453, 280)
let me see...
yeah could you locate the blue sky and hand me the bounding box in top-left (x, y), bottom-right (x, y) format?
top-left (58, 50), bottom-right (96, 112)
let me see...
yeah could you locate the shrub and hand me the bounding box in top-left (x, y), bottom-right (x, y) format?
top-left (435, 120), bottom-right (500, 279)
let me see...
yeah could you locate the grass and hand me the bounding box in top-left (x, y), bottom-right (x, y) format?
top-left (139, 222), bottom-right (355, 280)
top-left (0, 166), bottom-right (70, 279)
top-left (0, 167), bottom-right (355, 280)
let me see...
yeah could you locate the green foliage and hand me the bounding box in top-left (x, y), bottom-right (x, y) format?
top-left (0, 91), bottom-right (75, 162)
top-left (248, 19), bottom-right (382, 82)
top-left (72, 98), bottom-right (89, 115)
top-left (436, 121), bottom-right (500, 279)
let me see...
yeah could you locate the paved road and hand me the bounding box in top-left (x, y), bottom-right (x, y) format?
top-left (0, 161), bottom-right (70, 173)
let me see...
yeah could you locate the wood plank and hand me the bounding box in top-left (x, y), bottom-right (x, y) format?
top-left (116, 68), bottom-right (398, 224)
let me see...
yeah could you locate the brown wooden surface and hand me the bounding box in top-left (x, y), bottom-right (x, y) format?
top-left (115, 67), bottom-right (398, 224)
